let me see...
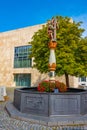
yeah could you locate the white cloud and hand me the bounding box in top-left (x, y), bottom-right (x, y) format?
top-left (73, 14), bottom-right (87, 37)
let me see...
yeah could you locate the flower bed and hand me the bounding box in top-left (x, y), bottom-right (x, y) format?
top-left (37, 80), bottom-right (67, 92)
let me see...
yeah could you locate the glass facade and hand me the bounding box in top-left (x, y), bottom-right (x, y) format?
top-left (14, 74), bottom-right (31, 87)
top-left (14, 45), bottom-right (32, 68)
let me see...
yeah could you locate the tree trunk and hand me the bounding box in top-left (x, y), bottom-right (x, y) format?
top-left (65, 73), bottom-right (69, 88)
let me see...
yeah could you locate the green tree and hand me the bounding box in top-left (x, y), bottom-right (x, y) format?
top-left (30, 16), bottom-right (85, 88)
top-left (75, 37), bottom-right (87, 76)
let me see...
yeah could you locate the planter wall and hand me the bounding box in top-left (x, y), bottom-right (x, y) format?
top-left (14, 88), bottom-right (87, 116)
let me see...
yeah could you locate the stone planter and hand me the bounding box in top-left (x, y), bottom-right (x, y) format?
top-left (14, 87), bottom-right (87, 117)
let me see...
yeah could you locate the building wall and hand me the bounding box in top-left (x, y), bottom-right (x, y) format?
top-left (0, 24), bottom-right (78, 88)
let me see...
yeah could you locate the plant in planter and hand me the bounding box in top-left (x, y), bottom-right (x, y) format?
top-left (37, 80), bottom-right (67, 92)
top-left (37, 80), bottom-right (54, 92)
top-left (55, 81), bottom-right (67, 92)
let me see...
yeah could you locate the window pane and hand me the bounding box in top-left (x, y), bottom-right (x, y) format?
top-left (81, 77), bottom-right (86, 82)
top-left (14, 45), bottom-right (32, 68)
top-left (14, 74), bottom-right (31, 87)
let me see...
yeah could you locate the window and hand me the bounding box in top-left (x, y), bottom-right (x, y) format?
top-left (81, 77), bottom-right (86, 82)
top-left (79, 76), bottom-right (87, 86)
top-left (14, 45), bottom-right (32, 68)
top-left (14, 74), bottom-right (31, 87)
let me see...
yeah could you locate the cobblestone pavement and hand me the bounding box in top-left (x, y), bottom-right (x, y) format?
top-left (0, 88), bottom-right (52, 130)
top-left (0, 88), bottom-right (33, 130)
top-left (0, 103), bottom-right (31, 130)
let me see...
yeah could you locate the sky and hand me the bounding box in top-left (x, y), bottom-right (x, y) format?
top-left (0, 0), bottom-right (87, 37)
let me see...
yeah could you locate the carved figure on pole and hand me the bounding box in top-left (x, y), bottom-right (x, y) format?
top-left (47, 17), bottom-right (58, 42)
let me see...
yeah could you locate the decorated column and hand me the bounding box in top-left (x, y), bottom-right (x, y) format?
top-left (47, 17), bottom-right (58, 81)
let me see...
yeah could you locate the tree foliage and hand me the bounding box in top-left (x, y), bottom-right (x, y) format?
top-left (75, 37), bottom-right (87, 76)
top-left (30, 16), bottom-right (85, 87)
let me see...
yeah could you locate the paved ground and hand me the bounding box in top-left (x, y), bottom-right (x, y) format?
top-left (0, 87), bottom-right (87, 130)
top-left (0, 88), bottom-right (54, 130)
top-left (0, 87), bottom-right (33, 130)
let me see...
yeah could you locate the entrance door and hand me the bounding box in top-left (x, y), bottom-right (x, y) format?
top-left (14, 74), bottom-right (31, 87)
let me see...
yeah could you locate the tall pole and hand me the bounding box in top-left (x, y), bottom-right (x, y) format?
top-left (47, 17), bottom-right (58, 82)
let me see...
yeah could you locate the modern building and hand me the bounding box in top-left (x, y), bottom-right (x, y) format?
top-left (0, 24), bottom-right (86, 88)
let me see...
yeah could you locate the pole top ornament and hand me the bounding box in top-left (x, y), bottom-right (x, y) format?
top-left (47, 17), bottom-right (59, 42)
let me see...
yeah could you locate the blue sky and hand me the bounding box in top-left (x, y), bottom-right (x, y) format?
top-left (0, 0), bottom-right (87, 36)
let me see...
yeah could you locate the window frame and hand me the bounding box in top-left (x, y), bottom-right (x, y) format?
top-left (14, 45), bottom-right (32, 68)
